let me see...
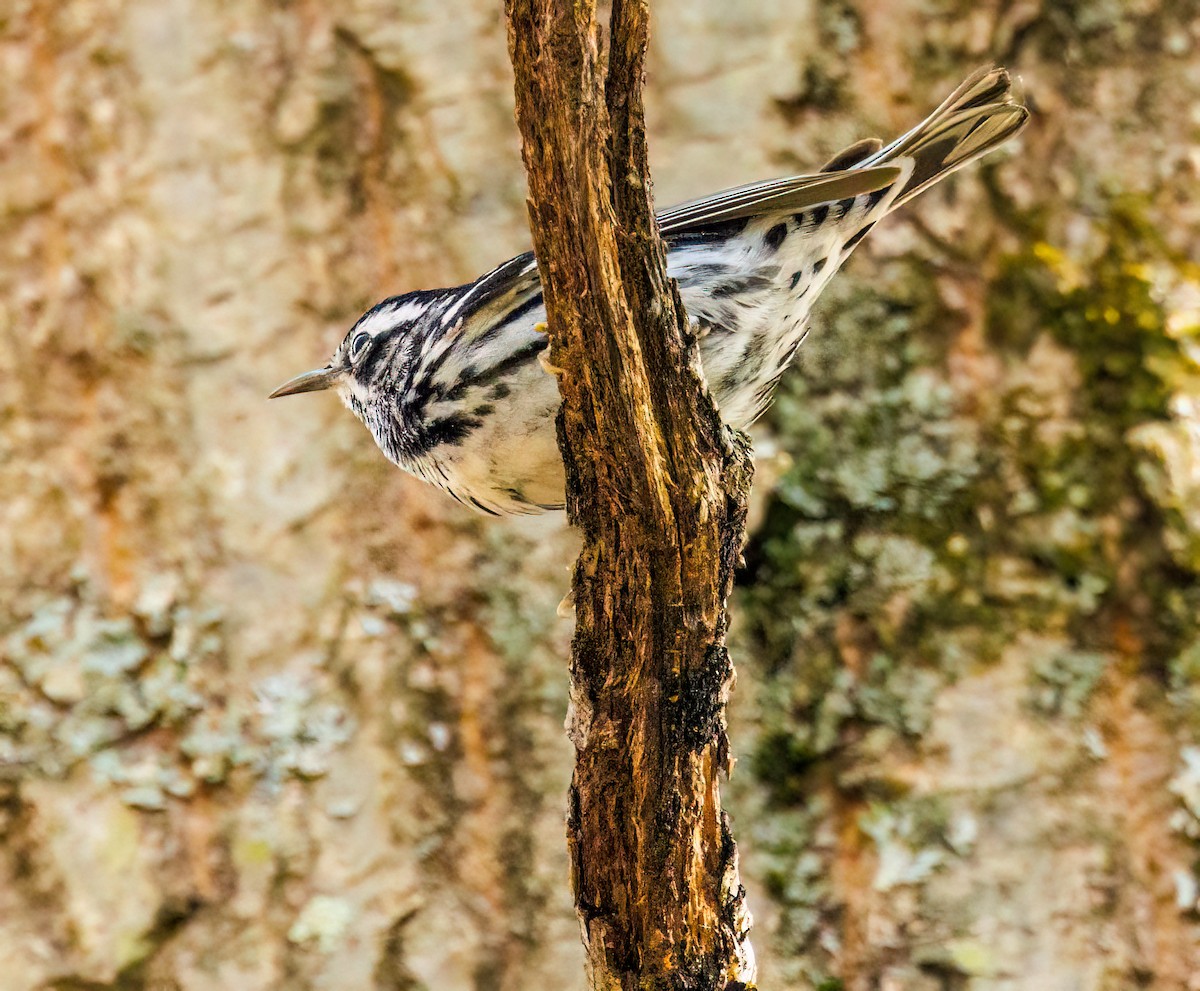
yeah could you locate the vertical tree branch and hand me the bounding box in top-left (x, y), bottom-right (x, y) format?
top-left (503, 1), bottom-right (756, 987)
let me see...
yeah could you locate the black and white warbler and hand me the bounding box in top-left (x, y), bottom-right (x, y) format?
top-left (271, 67), bottom-right (1027, 515)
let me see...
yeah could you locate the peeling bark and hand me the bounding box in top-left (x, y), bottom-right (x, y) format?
top-left (503, 0), bottom-right (755, 987)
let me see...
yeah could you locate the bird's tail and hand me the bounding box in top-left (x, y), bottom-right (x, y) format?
top-left (832, 67), bottom-right (1029, 209)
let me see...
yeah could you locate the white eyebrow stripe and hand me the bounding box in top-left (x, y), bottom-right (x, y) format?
top-left (356, 300), bottom-right (431, 338)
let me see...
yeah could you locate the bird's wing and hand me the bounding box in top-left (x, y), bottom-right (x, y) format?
top-left (455, 164), bottom-right (903, 333)
top-left (449, 251), bottom-right (542, 343)
top-left (656, 165), bottom-right (901, 234)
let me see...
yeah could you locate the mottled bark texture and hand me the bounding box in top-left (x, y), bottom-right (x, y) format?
top-left (3, 2), bottom-right (1200, 990)
top-left (503, 0), bottom-right (755, 987)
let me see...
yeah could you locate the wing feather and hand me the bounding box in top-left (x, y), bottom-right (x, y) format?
top-left (452, 165), bottom-right (903, 336)
top-left (656, 165), bottom-right (901, 234)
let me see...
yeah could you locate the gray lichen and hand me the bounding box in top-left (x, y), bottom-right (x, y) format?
top-left (2, 570), bottom-right (356, 809)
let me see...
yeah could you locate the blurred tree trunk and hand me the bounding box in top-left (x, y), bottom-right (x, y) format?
top-left (1, 2), bottom-right (1199, 991)
top-left (504, 0), bottom-right (754, 986)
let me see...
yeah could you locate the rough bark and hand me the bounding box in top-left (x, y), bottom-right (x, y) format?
top-left (503, 1), bottom-right (755, 987)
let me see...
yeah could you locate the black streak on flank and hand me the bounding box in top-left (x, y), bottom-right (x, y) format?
top-left (469, 495), bottom-right (499, 515)
top-left (712, 274), bottom-right (774, 299)
top-left (457, 336), bottom-right (548, 391)
top-left (663, 216), bottom-right (749, 249)
top-left (764, 223), bottom-right (788, 252)
top-left (443, 367), bottom-right (476, 402)
top-left (744, 330), bottom-right (770, 366)
top-left (424, 413), bottom-right (483, 450)
top-left (843, 222), bottom-right (875, 252)
top-left (806, 204), bottom-right (830, 228)
top-left (812, 257), bottom-right (827, 274)
top-left (681, 263), bottom-right (735, 283)
top-left (789, 270), bottom-right (804, 291)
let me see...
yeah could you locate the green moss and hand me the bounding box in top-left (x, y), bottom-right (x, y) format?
top-left (746, 798), bottom-right (829, 961)
top-left (744, 203), bottom-right (1200, 780)
top-left (1171, 640), bottom-right (1200, 715)
top-left (989, 212), bottom-right (1183, 440)
top-left (1028, 646), bottom-right (1110, 719)
top-left (742, 263), bottom-right (995, 793)
top-left (738, 195), bottom-right (1200, 970)
top-left (986, 204), bottom-right (1200, 656)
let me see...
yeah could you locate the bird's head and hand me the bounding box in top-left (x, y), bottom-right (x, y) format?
top-left (269, 293), bottom-right (445, 410)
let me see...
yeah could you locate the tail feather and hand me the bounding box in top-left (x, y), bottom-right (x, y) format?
top-left (659, 67), bottom-right (1028, 238)
top-left (857, 66), bottom-right (1029, 208)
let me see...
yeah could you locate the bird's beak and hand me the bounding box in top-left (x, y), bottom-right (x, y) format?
top-left (268, 366), bottom-right (340, 399)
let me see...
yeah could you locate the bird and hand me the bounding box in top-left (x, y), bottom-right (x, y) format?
top-left (270, 67), bottom-right (1028, 516)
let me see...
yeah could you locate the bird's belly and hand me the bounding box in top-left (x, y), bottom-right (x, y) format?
top-left (414, 364), bottom-right (566, 515)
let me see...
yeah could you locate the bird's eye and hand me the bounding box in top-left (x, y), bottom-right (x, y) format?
top-left (349, 332), bottom-right (371, 360)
